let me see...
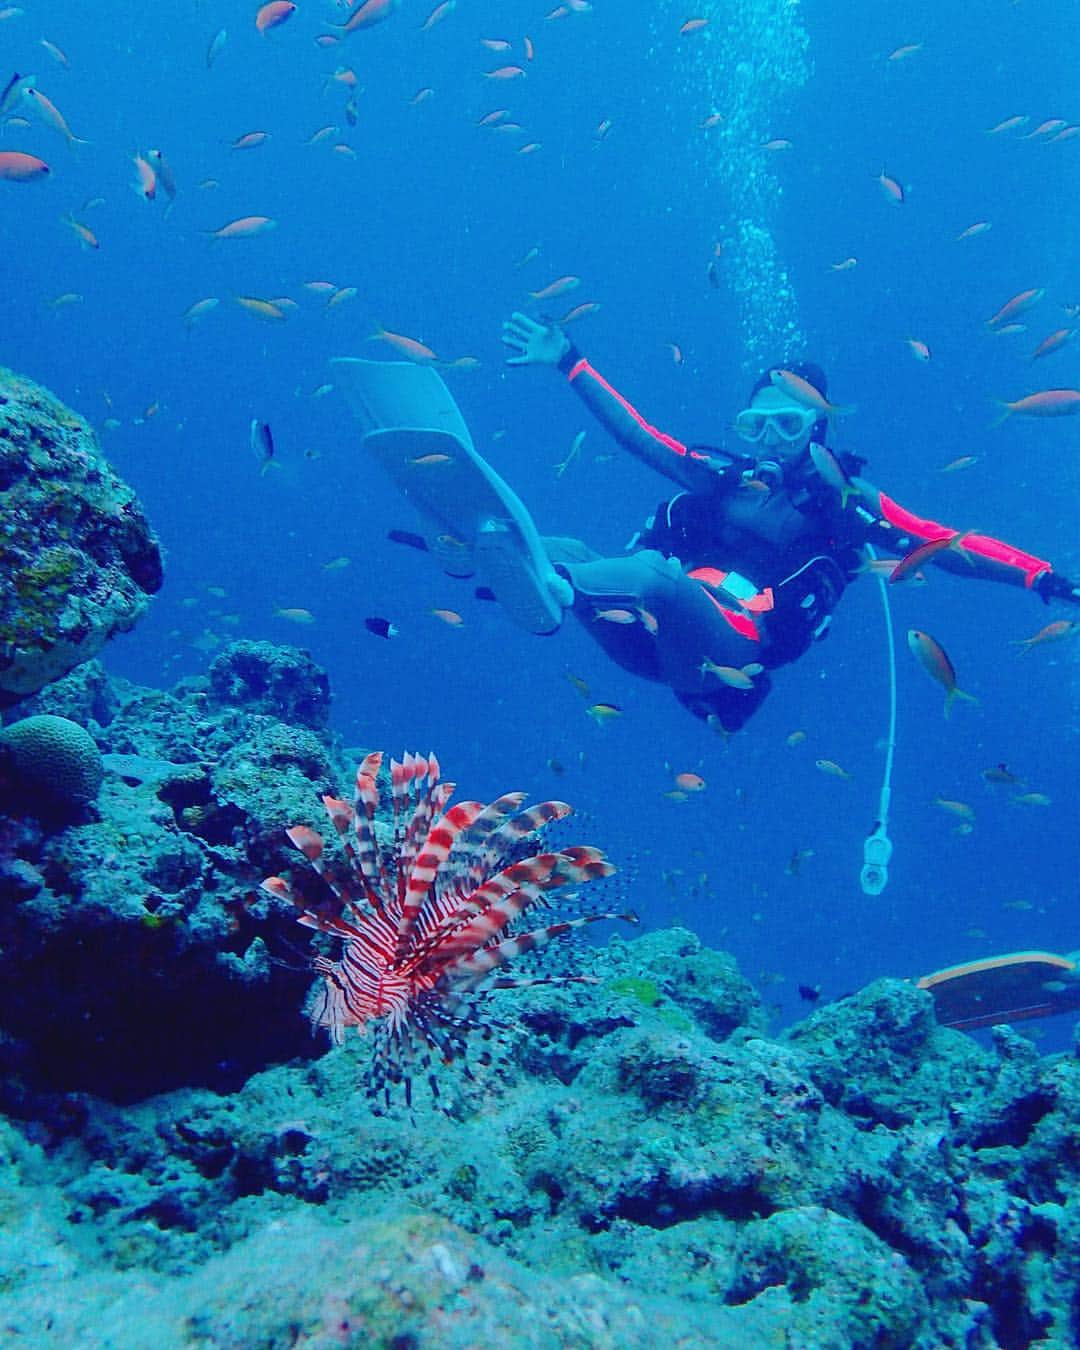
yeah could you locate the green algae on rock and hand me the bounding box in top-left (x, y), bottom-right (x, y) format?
top-left (0, 366), bottom-right (162, 703)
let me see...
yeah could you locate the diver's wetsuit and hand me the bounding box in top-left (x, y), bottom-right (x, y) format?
top-left (549, 346), bottom-right (1057, 730)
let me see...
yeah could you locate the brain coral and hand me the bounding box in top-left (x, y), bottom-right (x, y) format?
top-left (0, 714), bottom-right (104, 810)
top-left (0, 367), bottom-right (163, 703)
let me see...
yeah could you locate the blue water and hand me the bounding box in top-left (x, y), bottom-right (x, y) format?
top-left (4, 0), bottom-right (1077, 1030)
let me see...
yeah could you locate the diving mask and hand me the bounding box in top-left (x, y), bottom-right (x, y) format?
top-left (734, 405), bottom-right (817, 444)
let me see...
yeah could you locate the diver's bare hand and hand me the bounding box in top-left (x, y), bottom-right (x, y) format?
top-left (501, 312), bottom-right (571, 366)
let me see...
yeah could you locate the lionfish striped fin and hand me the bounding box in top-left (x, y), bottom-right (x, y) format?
top-left (391, 754), bottom-right (440, 904)
top-left (447, 792), bottom-right (528, 891)
top-left (465, 798), bottom-right (571, 891)
top-left (431, 847), bottom-right (598, 959)
top-left (396, 799), bottom-right (485, 952)
top-left (287, 825), bottom-right (325, 871)
top-left (296, 910), bottom-right (367, 940)
top-left (491, 799), bottom-right (573, 844)
top-left (260, 874), bottom-right (297, 906)
top-left (443, 911), bottom-right (634, 991)
top-left (550, 846), bottom-right (617, 884)
top-left (351, 757), bottom-right (386, 900)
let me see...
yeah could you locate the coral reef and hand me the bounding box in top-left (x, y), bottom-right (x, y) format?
top-left (4, 648), bottom-right (1080, 1344)
top-left (0, 644), bottom-right (342, 1102)
top-left (0, 713), bottom-right (104, 815)
top-left (5, 928), bottom-right (1080, 1344)
top-left (0, 366), bottom-right (162, 704)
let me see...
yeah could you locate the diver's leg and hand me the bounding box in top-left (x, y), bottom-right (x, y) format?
top-left (564, 550), bottom-right (772, 727)
top-left (333, 357), bottom-right (571, 633)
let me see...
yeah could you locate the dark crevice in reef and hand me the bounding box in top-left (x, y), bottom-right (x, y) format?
top-left (969, 1091), bottom-right (1056, 1150)
top-left (597, 1178), bottom-right (776, 1232)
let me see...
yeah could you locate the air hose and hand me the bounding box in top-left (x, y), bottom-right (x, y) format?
top-left (860, 546), bottom-right (898, 895)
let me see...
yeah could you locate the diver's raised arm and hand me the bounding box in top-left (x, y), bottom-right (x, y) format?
top-left (501, 312), bottom-right (717, 491)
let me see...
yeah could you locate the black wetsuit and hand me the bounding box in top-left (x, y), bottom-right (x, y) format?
top-left (550, 345), bottom-right (1059, 730)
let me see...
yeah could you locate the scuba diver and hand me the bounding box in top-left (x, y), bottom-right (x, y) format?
top-left (332, 314), bottom-right (1080, 732)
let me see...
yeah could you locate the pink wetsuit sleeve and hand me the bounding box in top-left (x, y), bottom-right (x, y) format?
top-left (878, 491), bottom-right (1052, 588)
top-left (564, 357), bottom-right (716, 489)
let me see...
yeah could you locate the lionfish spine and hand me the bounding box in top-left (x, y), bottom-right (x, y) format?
top-left (396, 800), bottom-right (485, 953)
top-left (472, 800), bottom-right (574, 881)
top-left (442, 912), bottom-right (623, 990)
top-left (447, 791), bottom-right (528, 891)
top-left (352, 754), bottom-right (386, 900)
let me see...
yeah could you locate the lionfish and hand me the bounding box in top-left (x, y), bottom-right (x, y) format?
top-left (261, 750), bottom-right (634, 1104)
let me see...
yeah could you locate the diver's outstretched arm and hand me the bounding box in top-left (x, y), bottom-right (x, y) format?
top-left (854, 478), bottom-right (1075, 598)
top-left (501, 312), bottom-right (718, 491)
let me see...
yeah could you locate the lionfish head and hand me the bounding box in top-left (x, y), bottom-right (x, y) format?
top-left (262, 750), bottom-right (634, 1107)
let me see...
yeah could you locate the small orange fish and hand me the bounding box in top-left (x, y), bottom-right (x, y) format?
top-left (939, 455), bottom-right (978, 473)
top-left (680, 18), bottom-right (708, 34)
top-left (430, 608), bottom-right (464, 626)
top-left (982, 763), bottom-right (1022, 786)
top-left (887, 42), bottom-right (922, 60)
top-left (771, 368), bottom-right (852, 418)
top-left (410, 452), bottom-right (453, 466)
top-left (785, 730), bottom-right (806, 747)
top-left (933, 797), bottom-right (975, 821)
top-left (585, 702), bottom-right (622, 724)
top-left (132, 153), bottom-right (157, 200)
top-left (0, 150), bottom-right (50, 182)
top-left (674, 771), bottom-right (706, 791)
top-left (203, 215), bottom-right (277, 241)
top-left (875, 168), bottom-right (904, 204)
top-left (529, 275), bottom-right (580, 302)
top-left (986, 115), bottom-right (1027, 134)
top-left (559, 301), bottom-right (600, 323)
top-left (700, 659), bottom-right (755, 690)
top-left (235, 296), bottom-right (288, 321)
top-left (182, 298), bottom-right (220, 324)
top-left (830, 257), bottom-right (858, 271)
top-left (993, 388), bottom-right (1080, 424)
top-left (339, 0), bottom-right (400, 35)
top-left (274, 606), bottom-right (315, 624)
top-left (1030, 329), bottom-right (1073, 362)
top-left (668, 343), bottom-right (684, 363)
top-left (480, 38), bottom-right (511, 50)
top-left (904, 337), bottom-right (931, 361)
top-left (815, 759), bottom-right (851, 780)
top-left (230, 131), bottom-right (271, 150)
top-left (256, 1), bottom-right (296, 34)
top-left (986, 288), bottom-right (1045, 328)
top-left (594, 608), bottom-right (637, 624)
top-left (907, 629), bottom-right (976, 717)
top-left (64, 212), bottom-right (99, 250)
top-left (421, 0), bottom-right (455, 30)
top-left (484, 65), bottom-right (526, 80)
top-left (369, 325), bottom-right (438, 363)
top-left (888, 532), bottom-right (967, 585)
top-left (40, 38), bottom-right (70, 67)
top-left (1011, 618), bottom-right (1080, 652)
top-left (956, 221), bottom-right (991, 241)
